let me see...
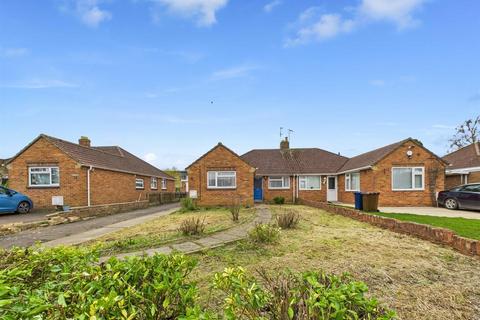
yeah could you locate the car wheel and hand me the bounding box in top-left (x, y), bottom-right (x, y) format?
top-left (444, 198), bottom-right (458, 210)
top-left (17, 201), bottom-right (31, 214)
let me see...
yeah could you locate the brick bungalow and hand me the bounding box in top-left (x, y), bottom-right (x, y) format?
top-left (443, 142), bottom-right (480, 189)
top-left (7, 134), bottom-right (175, 209)
top-left (187, 137), bottom-right (446, 207)
top-left (186, 143), bottom-right (255, 206)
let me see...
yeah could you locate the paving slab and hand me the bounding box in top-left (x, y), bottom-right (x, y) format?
top-left (170, 241), bottom-right (202, 252)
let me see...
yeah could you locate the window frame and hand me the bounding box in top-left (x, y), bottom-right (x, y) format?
top-left (135, 178), bottom-right (145, 190)
top-left (299, 175), bottom-right (321, 190)
top-left (151, 177), bottom-right (158, 190)
top-left (28, 166), bottom-right (60, 188)
top-left (391, 167), bottom-right (425, 191)
top-left (268, 176), bottom-right (290, 190)
top-left (207, 171), bottom-right (237, 189)
top-left (345, 172), bottom-right (360, 192)
top-left (161, 178), bottom-right (167, 190)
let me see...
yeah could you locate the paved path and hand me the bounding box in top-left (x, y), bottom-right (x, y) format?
top-left (380, 206), bottom-right (480, 220)
top-left (0, 203), bottom-right (180, 248)
top-left (101, 205), bottom-right (272, 261)
top-left (0, 211), bottom-right (51, 225)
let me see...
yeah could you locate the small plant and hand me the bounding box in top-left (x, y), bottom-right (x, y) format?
top-left (214, 267), bottom-right (397, 320)
top-left (179, 216), bottom-right (206, 235)
top-left (273, 196), bottom-right (285, 205)
top-left (276, 210), bottom-right (300, 229)
top-left (229, 196), bottom-right (242, 222)
top-left (181, 197), bottom-right (198, 212)
top-left (248, 223), bottom-right (281, 243)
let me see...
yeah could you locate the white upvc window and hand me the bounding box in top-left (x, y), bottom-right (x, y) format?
top-left (207, 171), bottom-right (236, 189)
top-left (299, 176), bottom-right (321, 190)
top-left (392, 167), bottom-right (424, 191)
top-left (268, 176), bottom-right (290, 189)
top-left (151, 177), bottom-right (158, 190)
top-left (29, 167), bottom-right (60, 187)
top-left (162, 178), bottom-right (167, 190)
top-left (345, 172), bottom-right (360, 191)
top-left (136, 178), bottom-right (144, 189)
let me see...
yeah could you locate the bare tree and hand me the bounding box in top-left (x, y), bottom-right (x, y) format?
top-left (449, 116), bottom-right (480, 151)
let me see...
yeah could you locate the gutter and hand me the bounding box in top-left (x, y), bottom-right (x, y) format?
top-left (335, 165), bottom-right (372, 175)
top-left (446, 166), bottom-right (480, 175)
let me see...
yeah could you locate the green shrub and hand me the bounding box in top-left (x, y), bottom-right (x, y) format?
top-left (179, 216), bottom-right (206, 235)
top-left (273, 196), bottom-right (285, 204)
top-left (248, 223), bottom-right (281, 243)
top-left (0, 246), bottom-right (203, 319)
top-left (276, 210), bottom-right (300, 229)
top-left (181, 197), bottom-right (198, 212)
top-left (214, 267), bottom-right (396, 320)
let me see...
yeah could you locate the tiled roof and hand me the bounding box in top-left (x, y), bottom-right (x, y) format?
top-left (241, 148), bottom-right (349, 175)
top-left (443, 142), bottom-right (480, 170)
top-left (20, 135), bottom-right (173, 180)
top-left (338, 139), bottom-right (408, 172)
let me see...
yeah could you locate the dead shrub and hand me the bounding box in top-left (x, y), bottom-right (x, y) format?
top-left (276, 210), bottom-right (300, 229)
top-left (229, 196), bottom-right (242, 222)
top-left (179, 216), bottom-right (206, 235)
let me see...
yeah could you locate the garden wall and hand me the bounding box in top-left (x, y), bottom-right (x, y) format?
top-left (298, 199), bottom-right (480, 257)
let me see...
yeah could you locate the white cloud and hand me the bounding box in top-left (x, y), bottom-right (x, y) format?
top-left (370, 79), bottom-right (386, 87)
top-left (432, 124), bottom-right (455, 130)
top-left (144, 152), bottom-right (158, 163)
top-left (61, 0), bottom-right (112, 27)
top-left (1, 79), bottom-right (79, 89)
top-left (153, 0), bottom-right (228, 26)
top-left (0, 47), bottom-right (29, 57)
top-left (211, 64), bottom-right (258, 80)
top-left (264, 0), bottom-right (281, 13)
top-left (286, 0), bottom-right (427, 46)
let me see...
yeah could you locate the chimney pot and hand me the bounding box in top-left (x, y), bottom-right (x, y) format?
top-left (280, 137), bottom-right (290, 150)
top-left (79, 136), bottom-right (91, 147)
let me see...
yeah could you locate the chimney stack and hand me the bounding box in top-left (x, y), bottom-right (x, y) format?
top-left (79, 136), bottom-right (91, 147)
top-left (280, 137), bottom-right (290, 150)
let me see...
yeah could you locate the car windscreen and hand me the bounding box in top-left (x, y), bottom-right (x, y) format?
top-left (461, 185), bottom-right (480, 192)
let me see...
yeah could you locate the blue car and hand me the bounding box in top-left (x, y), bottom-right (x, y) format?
top-left (0, 186), bottom-right (33, 214)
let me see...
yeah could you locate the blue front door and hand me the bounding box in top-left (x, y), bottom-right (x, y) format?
top-left (254, 177), bottom-right (263, 201)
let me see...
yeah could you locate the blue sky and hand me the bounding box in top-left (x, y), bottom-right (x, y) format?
top-left (1, 0), bottom-right (479, 169)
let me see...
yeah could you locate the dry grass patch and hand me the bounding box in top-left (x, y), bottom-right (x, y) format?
top-left (88, 207), bottom-right (256, 255)
top-left (190, 205), bottom-right (480, 320)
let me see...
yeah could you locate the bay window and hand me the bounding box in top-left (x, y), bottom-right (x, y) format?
top-left (207, 171), bottom-right (236, 189)
top-left (29, 167), bottom-right (59, 187)
top-left (299, 176), bottom-right (321, 190)
top-left (345, 172), bottom-right (360, 191)
top-left (268, 176), bottom-right (290, 189)
top-left (392, 167), bottom-right (424, 191)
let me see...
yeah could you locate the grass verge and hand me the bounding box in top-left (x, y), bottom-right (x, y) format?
top-left (369, 212), bottom-right (480, 240)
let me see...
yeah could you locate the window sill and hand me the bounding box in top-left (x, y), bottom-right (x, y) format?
top-left (136, 188), bottom-right (145, 190)
top-left (268, 188), bottom-right (290, 190)
top-left (345, 190), bottom-right (360, 192)
top-left (392, 189), bottom-right (425, 192)
top-left (299, 188), bottom-right (321, 191)
top-left (151, 188), bottom-right (158, 190)
top-left (207, 187), bottom-right (237, 190)
top-left (28, 186), bottom-right (60, 189)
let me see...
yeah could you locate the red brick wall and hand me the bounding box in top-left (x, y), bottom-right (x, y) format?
top-left (7, 136), bottom-right (176, 209)
top-left (337, 141), bottom-right (446, 207)
top-left (445, 175), bottom-right (462, 189)
top-left (7, 137), bottom-right (87, 208)
top-left (187, 144), bottom-right (254, 206)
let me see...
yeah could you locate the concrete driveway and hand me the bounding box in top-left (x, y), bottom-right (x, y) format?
top-left (0, 211), bottom-right (51, 224)
top-left (379, 206), bottom-right (480, 220)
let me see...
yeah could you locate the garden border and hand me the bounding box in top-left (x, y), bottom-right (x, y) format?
top-left (298, 199), bottom-right (480, 257)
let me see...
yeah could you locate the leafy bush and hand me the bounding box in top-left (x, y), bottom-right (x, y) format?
top-left (229, 196), bottom-right (242, 222)
top-left (179, 216), bottom-right (206, 235)
top-left (0, 246), bottom-right (203, 319)
top-left (181, 197), bottom-right (198, 212)
top-left (214, 267), bottom-right (396, 320)
top-left (276, 210), bottom-right (300, 229)
top-left (248, 223), bottom-right (281, 243)
top-left (273, 196), bottom-right (285, 204)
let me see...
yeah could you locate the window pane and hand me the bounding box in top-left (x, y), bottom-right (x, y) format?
top-left (208, 172), bottom-right (216, 187)
top-left (269, 179), bottom-right (283, 188)
top-left (283, 177), bottom-right (290, 188)
top-left (51, 168), bottom-right (59, 184)
top-left (299, 178), bottom-right (306, 189)
top-left (414, 175), bottom-right (423, 188)
top-left (393, 168), bottom-right (412, 189)
top-left (350, 173), bottom-right (360, 190)
top-left (305, 176), bottom-right (320, 189)
top-left (218, 176), bottom-right (235, 187)
top-left (31, 173), bottom-right (50, 185)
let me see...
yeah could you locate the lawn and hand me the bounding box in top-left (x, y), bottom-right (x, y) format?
top-left (190, 205), bottom-right (480, 320)
top-left (87, 207), bottom-right (256, 255)
top-left (370, 212), bottom-right (480, 240)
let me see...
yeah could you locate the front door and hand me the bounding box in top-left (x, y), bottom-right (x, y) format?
top-left (327, 176), bottom-right (337, 202)
top-left (254, 177), bottom-right (263, 202)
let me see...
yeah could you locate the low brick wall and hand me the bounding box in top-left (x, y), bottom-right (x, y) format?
top-left (298, 199), bottom-right (480, 257)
